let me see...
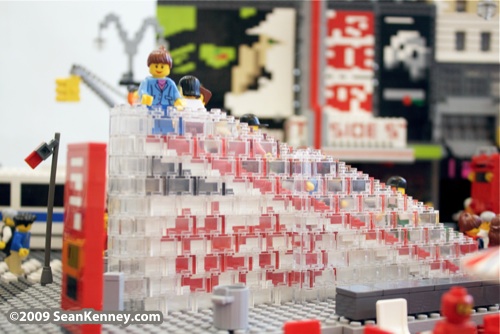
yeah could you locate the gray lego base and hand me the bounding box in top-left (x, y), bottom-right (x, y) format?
top-left (0, 251), bottom-right (498, 334)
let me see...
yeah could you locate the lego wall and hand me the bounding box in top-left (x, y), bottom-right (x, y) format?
top-left (0, 1), bottom-right (157, 168)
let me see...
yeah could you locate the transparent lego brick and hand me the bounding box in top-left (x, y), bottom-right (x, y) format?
top-left (324, 213), bottom-right (347, 232)
top-left (350, 213), bottom-right (370, 229)
top-left (373, 246), bottom-right (398, 263)
top-left (293, 251), bottom-right (323, 270)
top-left (437, 243), bottom-right (458, 259)
top-left (165, 292), bottom-right (190, 313)
top-left (159, 237), bottom-right (178, 257)
top-left (361, 229), bottom-right (382, 247)
top-left (197, 137), bottom-right (223, 156)
top-left (165, 216), bottom-right (194, 236)
top-left (290, 233), bottom-right (313, 251)
top-left (195, 215), bottom-right (222, 235)
top-left (225, 214), bottom-right (248, 234)
top-left (197, 254), bottom-right (221, 274)
top-left (277, 251), bottom-right (294, 270)
top-left (209, 195), bottom-right (234, 215)
top-left (385, 194), bottom-right (403, 211)
top-left (166, 176), bottom-right (193, 195)
top-left (180, 236), bottom-right (207, 255)
top-left (151, 157), bottom-right (177, 177)
top-left (108, 195), bottom-right (150, 216)
top-left (251, 177), bottom-right (275, 195)
top-left (149, 195), bottom-right (176, 216)
top-left (414, 244), bottom-right (436, 260)
top-left (240, 158), bottom-right (264, 177)
top-left (362, 194), bottom-right (382, 212)
top-left (166, 135), bottom-right (194, 156)
top-left (176, 256), bottom-right (195, 274)
top-left (311, 195), bottom-right (333, 212)
top-left (108, 176), bottom-right (164, 196)
top-left (144, 256), bottom-right (168, 277)
top-left (250, 286), bottom-right (273, 306)
top-left (110, 105), bottom-right (150, 136)
top-left (177, 195), bottom-right (207, 216)
top-left (336, 230), bottom-right (362, 249)
top-left (224, 254), bottom-right (250, 271)
top-left (234, 195), bottom-right (262, 215)
top-left (313, 160), bottom-right (336, 177)
top-left (350, 178), bottom-right (370, 193)
top-left (211, 157), bottom-right (237, 176)
top-left (144, 135), bottom-right (166, 156)
top-left (258, 139), bottom-right (278, 157)
top-left (115, 256), bottom-right (146, 276)
top-left (264, 233), bottom-right (289, 251)
top-left (267, 159), bottom-right (289, 176)
top-left (314, 233), bottom-right (336, 251)
top-left (266, 270), bottom-right (289, 287)
top-left (109, 135), bottom-right (147, 156)
top-left (293, 214), bottom-right (323, 232)
top-left (396, 211), bottom-right (415, 227)
top-left (253, 215), bottom-right (276, 233)
top-left (123, 275), bottom-right (147, 299)
top-left (373, 212), bottom-right (391, 228)
top-left (382, 228), bottom-right (404, 245)
top-left (255, 251), bottom-right (275, 270)
top-left (384, 263), bottom-right (409, 281)
top-left (336, 267), bottom-right (354, 285)
top-left (183, 119), bottom-right (207, 136)
top-left (109, 156), bottom-right (148, 176)
top-left (108, 236), bottom-right (147, 256)
top-left (226, 138), bottom-right (250, 156)
top-left (108, 215), bottom-right (138, 236)
top-left (211, 235), bottom-right (235, 254)
top-left (418, 210), bottom-right (439, 225)
top-left (338, 195), bottom-right (358, 212)
top-left (396, 245), bottom-right (415, 261)
top-left (407, 226), bottom-right (426, 244)
top-left (144, 296), bottom-right (167, 316)
top-left (457, 239), bottom-right (478, 256)
top-left (348, 249), bottom-right (375, 266)
top-left (428, 226), bottom-right (446, 243)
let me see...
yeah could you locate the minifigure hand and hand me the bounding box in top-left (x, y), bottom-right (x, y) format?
top-left (141, 94), bottom-right (153, 106)
top-left (174, 99), bottom-right (185, 109)
top-left (19, 248), bottom-right (29, 257)
top-left (0, 241), bottom-right (5, 250)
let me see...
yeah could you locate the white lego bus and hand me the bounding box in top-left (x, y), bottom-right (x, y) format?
top-left (0, 167), bottom-right (65, 250)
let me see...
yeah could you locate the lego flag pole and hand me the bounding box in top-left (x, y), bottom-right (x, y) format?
top-left (24, 132), bottom-right (60, 286)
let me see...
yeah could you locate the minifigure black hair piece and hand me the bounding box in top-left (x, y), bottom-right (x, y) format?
top-left (13, 213), bottom-right (37, 227)
top-left (239, 113), bottom-right (268, 128)
top-left (179, 75), bottom-right (201, 99)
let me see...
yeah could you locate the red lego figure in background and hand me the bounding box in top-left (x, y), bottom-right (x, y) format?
top-left (468, 147), bottom-right (499, 216)
top-left (433, 286), bottom-right (477, 334)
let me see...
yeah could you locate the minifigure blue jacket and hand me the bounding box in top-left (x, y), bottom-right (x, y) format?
top-left (10, 231), bottom-right (30, 252)
top-left (138, 76), bottom-right (181, 109)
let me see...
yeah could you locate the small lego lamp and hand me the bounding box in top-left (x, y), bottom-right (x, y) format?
top-left (284, 319), bottom-right (321, 334)
top-left (433, 286), bottom-right (477, 334)
top-left (386, 176), bottom-right (407, 195)
top-left (25, 136), bottom-right (60, 169)
top-left (137, 46), bottom-right (183, 110)
top-left (4, 213), bottom-right (36, 276)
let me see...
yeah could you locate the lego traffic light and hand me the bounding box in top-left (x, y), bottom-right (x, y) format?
top-left (55, 75), bottom-right (81, 102)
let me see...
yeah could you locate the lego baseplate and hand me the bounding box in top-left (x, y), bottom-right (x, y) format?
top-left (1, 251), bottom-right (498, 334)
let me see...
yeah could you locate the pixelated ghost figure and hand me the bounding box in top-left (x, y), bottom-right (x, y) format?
top-left (383, 30), bottom-right (430, 81)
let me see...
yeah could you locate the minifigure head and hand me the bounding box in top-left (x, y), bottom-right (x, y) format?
top-left (458, 211), bottom-right (482, 236)
top-left (179, 75), bottom-right (201, 99)
top-left (239, 113), bottom-right (268, 132)
top-left (13, 213), bottom-right (36, 233)
top-left (147, 46), bottom-right (173, 78)
top-left (441, 286), bottom-right (474, 324)
top-left (2, 209), bottom-right (18, 227)
top-left (386, 176), bottom-right (407, 195)
top-left (488, 214), bottom-right (500, 247)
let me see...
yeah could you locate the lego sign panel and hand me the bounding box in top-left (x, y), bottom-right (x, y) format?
top-left (325, 113), bottom-right (407, 148)
top-left (157, 4), bottom-right (296, 119)
top-left (324, 9), bottom-right (375, 114)
top-left (376, 4), bottom-right (435, 141)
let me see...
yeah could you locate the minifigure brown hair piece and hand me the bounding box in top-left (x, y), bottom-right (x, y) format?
top-left (488, 214), bottom-right (500, 247)
top-left (147, 46), bottom-right (173, 68)
top-left (458, 211), bottom-right (481, 234)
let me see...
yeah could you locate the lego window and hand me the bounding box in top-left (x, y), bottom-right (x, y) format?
top-left (481, 32), bottom-right (491, 51)
top-left (67, 244), bottom-right (80, 269)
top-left (20, 183), bottom-right (64, 207)
top-left (456, 0), bottom-right (467, 12)
top-left (65, 275), bottom-right (78, 300)
top-left (455, 32), bottom-right (466, 51)
top-left (0, 183), bottom-right (11, 206)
